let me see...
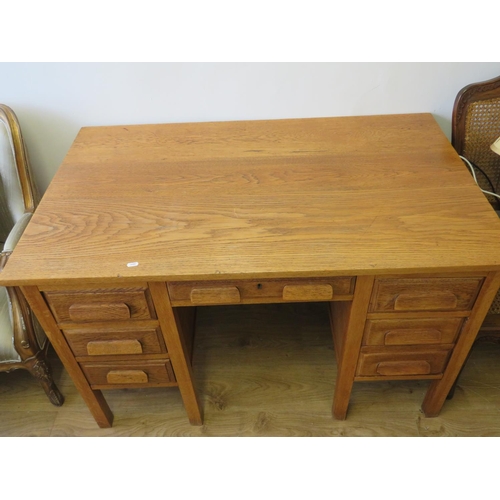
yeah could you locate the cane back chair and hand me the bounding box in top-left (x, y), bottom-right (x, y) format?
top-left (443, 75), bottom-right (500, 400)
top-left (451, 75), bottom-right (500, 339)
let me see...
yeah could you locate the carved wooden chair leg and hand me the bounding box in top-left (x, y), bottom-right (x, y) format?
top-left (25, 354), bottom-right (65, 406)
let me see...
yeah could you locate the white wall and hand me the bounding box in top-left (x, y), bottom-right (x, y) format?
top-left (1, 62), bottom-right (500, 193)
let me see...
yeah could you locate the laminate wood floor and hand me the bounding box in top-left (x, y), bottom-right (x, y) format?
top-left (1, 302), bottom-right (500, 437)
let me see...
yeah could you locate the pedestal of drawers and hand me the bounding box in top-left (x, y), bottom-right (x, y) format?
top-left (329, 272), bottom-right (500, 420)
top-left (41, 285), bottom-right (182, 392)
top-left (357, 276), bottom-right (483, 380)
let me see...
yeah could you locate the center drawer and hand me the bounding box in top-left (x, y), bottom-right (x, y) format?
top-left (168, 277), bottom-right (355, 306)
top-left (43, 286), bottom-right (155, 323)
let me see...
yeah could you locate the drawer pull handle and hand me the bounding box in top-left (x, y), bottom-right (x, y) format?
top-left (190, 287), bottom-right (241, 305)
top-left (87, 339), bottom-right (143, 356)
top-left (282, 284), bottom-right (333, 301)
top-left (106, 370), bottom-right (148, 384)
top-left (376, 360), bottom-right (432, 376)
top-left (394, 292), bottom-right (458, 311)
top-left (384, 329), bottom-right (442, 345)
top-left (69, 302), bottom-right (131, 322)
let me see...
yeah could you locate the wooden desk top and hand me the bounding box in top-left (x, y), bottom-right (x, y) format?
top-left (3, 113), bottom-right (500, 286)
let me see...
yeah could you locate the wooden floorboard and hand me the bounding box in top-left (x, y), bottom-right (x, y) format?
top-left (1, 302), bottom-right (500, 437)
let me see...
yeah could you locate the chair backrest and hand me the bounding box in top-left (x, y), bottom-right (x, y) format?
top-left (0, 105), bottom-right (40, 363)
top-left (0, 105), bottom-right (38, 246)
top-left (452, 75), bottom-right (500, 207)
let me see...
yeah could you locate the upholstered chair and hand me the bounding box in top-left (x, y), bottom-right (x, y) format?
top-left (0, 104), bottom-right (63, 405)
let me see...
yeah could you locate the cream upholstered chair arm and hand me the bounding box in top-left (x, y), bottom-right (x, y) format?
top-left (3, 211), bottom-right (31, 253)
top-left (0, 210), bottom-right (49, 362)
top-left (0, 212), bottom-right (32, 364)
top-left (0, 213), bottom-right (31, 362)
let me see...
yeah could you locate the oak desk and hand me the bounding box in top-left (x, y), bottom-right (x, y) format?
top-left (2, 114), bottom-right (500, 428)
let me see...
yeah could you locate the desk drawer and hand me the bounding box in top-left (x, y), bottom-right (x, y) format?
top-left (369, 277), bottom-right (483, 313)
top-left (63, 325), bottom-right (166, 357)
top-left (81, 360), bottom-right (176, 388)
top-left (362, 317), bottom-right (464, 346)
top-left (43, 287), bottom-right (155, 323)
top-left (356, 346), bottom-right (452, 378)
top-left (168, 277), bottom-right (355, 306)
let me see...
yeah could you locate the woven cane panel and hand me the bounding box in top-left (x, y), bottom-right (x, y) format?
top-left (490, 288), bottom-right (500, 315)
top-left (463, 98), bottom-right (500, 204)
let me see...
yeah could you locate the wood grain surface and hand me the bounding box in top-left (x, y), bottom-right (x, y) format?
top-left (2, 302), bottom-right (500, 436)
top-left (2, 114), bottom-right (500, 286)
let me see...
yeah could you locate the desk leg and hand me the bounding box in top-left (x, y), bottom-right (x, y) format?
top-left (149, 281), bottom-right (203, 425)
top-left (330, 275), bottom-right (374, 420)
top-left (20, 286), bottom-right (114, 428)
top-left (421, 271), bottom-right (500, 417)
